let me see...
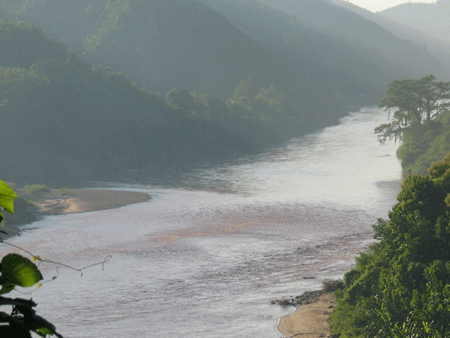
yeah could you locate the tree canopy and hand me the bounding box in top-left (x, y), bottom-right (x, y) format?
top-left (375, 75), bottom-right (450, 144)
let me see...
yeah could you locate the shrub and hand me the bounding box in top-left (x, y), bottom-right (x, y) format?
top-left (330, 153), bottom-right (450, 337)
top-left (322, 278), bottom-right (344, 292)
top-left (59, 188), bottom-right (71, 195)
top-left (23, 184), bottom-right (51, 195)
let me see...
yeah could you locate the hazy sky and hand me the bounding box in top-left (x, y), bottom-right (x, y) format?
top-left (348, 0), bottom-right (437, 12)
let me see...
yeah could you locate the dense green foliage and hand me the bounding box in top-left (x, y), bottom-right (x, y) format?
top-left (375, 75), bottom-right (450, 144)
top-left (0, 180), bottom-right (62, 337)
top-left (0, 181), bottom-right (16, 222)
top-left (330, 156), bottom-right (450, 337)
top-left (0, 21), bottom-right (308, 185)
top-left (395, 112), bottom-right (450, 175)
top-left (374, 75), bottom-right (450, 175)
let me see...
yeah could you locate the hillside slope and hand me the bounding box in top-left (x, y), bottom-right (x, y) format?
top-left (202, 0), bottom-right (396, 105)
top-left (0, 0), bottom-right (354, 128)
top-left (255, 0), bottom-right (441, 83)
top-left (329, 0), bottom-right (450, 79)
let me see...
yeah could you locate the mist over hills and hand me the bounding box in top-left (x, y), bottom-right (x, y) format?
top-left (379, 0), bottom-right (450, 45)
top-left (0, 0), bottom-right (354, 128)
top-left (202, 0), bottom-right (385, 105)
top-left (202, 0), bottom-right (441, 105)
top-left (0, 0), bottom-right (285, 97)
top-left (0, 21), bottom-right (303, 185)
top-left (0, 0), bottom-right (441, 104)
top-left (329, 0), bottom-right (450, 78)
top-left (255, 0), bottom-right (441, 80)
top-left (0, 0), bottom-right (446, 185)
top-left (0, 0), bottom-right (339, 115)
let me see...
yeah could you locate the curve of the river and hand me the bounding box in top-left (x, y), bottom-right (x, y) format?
top-left (2, 107), bottom-right (402, 337)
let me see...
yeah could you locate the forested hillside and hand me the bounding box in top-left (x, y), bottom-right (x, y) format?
top-left (0, 0), bottom-right (346, 126)
top-left (0, 0), bottom-right (442, 109)
top-left (0, 21), bottom-right (303, 185)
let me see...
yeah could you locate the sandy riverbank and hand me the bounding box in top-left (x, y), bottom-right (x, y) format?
top-left (1, 189), bottom-right (151, 239)
top-left (33, 189), bottom-right (151, 215)
top-left (278, 293), bottom-right (336, 338)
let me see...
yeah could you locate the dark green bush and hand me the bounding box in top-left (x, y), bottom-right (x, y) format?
top-left (330, 154), bottom-right (450, 337)
top-left (322, 278), bottom-right (344, 292)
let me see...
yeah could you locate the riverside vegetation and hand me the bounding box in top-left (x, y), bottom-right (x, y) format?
top-left (375, 75), bottom-right (450, 175)
top-left (330, 154), bottom-right (450, 337)
top-left (329, 76), bottom-right (450, 337)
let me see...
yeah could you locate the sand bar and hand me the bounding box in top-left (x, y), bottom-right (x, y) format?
top-left (1, 189), bottom-right (150, 241)
top-left (278, 293), bottom-right (336, 338)
top-left (34, 189), bottom-right (151, 215)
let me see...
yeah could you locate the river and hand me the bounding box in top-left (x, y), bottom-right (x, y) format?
top-left (1, 107), bottom-right (402, 337)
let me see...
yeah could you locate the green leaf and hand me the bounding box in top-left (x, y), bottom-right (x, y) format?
top-left (36, 324), bottom-right (56, 336)
top-left (0, 254), bottom-right (43, 291)
top-left (0, 180), bottom-right (16, 215)
top-left (32, 314), bottom-right (62, 338)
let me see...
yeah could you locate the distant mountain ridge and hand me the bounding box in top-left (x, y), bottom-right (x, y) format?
top-left (379, 0), bottom-right (450, 45)
top-left (202, 0), bottom-right (384, 105)
top-left (329, 0), bottom-right (450, 79)
top-left (0, 0), bottom-right (360, 129)
top-left (201, 0), bottom-right (442, 105)
top-left (0, 0), bottom-right (443, 107)
top-left (0, 0), bottom-right (289, 97)
top-left (254, 0), bottom-right (441, 80)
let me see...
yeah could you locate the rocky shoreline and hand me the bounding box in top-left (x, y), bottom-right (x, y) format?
top-left (273, 280), bottom-right (344, 337)
top-left (271, 289), bottom-right (326, 307)
top-left (277, 292), bottom-right (337, 338)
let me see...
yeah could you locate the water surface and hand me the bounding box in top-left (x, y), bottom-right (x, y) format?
top-left (2, 107), bottom-right (402, 337)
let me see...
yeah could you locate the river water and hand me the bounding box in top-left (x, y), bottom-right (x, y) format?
top-left (2, 107), bottom-right (402, 337)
